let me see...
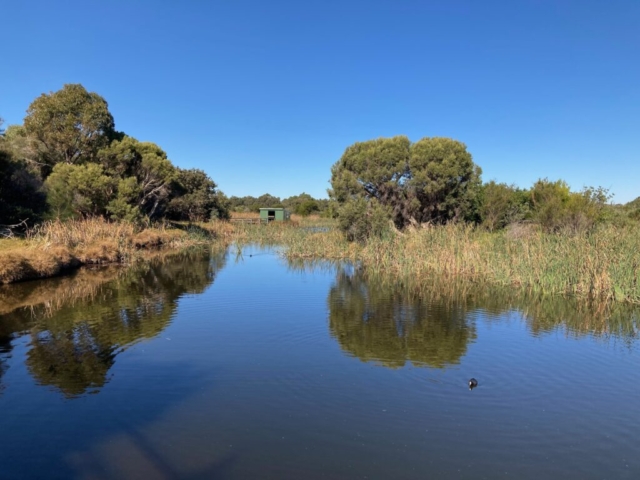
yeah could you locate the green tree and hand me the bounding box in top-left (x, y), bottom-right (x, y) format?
top-left (625, 196), bottom-right (640, 221)
top-left (45, 163), bottom-right (116, 218)
top-left (23, 84), bottom-right (115, 175)
top-left (167, 168), bottom-right (230, 221)
top-left (529, 179), bottom-right (610, 232)
top-left (330, 136), bottom-right (411, 228)
top-left (2, 124), bottom-right (47, 174)
top-left (0, 129), bottom-right (47, 225)
top-left (256, 193), bottom-right (282, 209)
top-left (99, 136), bottom-right (176, 219)
top-left (480, 181), bottom-right (529, 231)
top-left (408, 137), bottom-right (482, 224)
top-left (282, 192), bottom-right (320, 216)
top-left (329, 136), bottom-right (482, 236)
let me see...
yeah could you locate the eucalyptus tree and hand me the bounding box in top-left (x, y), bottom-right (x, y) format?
top-left (329, 136), bottom-right (482, 238)
top-left (23, 84), bottom-right (115, 174)
top-left (99, 136), bottom-right (176, 220)
top-left (167, 168), bottom-right (230, 221)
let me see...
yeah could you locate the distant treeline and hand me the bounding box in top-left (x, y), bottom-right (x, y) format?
top-left (328, 136), bottom-right (640, 240)
top-left (228, 193), bottom-right (330, 216)
top-left (1, 84), bottom-right (229, 228)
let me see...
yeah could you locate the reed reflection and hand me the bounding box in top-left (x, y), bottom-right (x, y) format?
top-left (0, 248), bottom-right (227, 397)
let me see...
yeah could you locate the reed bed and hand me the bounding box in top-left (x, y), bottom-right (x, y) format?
top-left (231, 219), bottom-right (640, 304)
top-left (358, 224), bottom-right (640, 304)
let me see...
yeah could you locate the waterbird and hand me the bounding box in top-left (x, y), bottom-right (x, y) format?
top-left (468, 378), bottom-right (478, 390)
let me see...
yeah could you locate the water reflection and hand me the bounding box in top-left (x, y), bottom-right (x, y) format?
top-left (0, 248), bottom-right (227, 397)
top-left (328, 267), bottom-right (477, 368)
top-left (326, 267), bottom-right (640, 370)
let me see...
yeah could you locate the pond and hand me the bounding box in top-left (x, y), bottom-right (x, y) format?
top-left (0, 245), bottom-right (639, 479)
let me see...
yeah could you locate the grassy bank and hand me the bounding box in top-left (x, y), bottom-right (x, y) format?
top-left (0, 218), bottom-right (231, 284)
top-left (231, 217), bottom-right (640, 304)
top-left (4, 214), bottom-right (639, 304)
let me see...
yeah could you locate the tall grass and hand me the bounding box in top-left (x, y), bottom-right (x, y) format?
top-left (231, 219), bottom-right (640, 304)
top-left (358, 223), bottom-right (640, 303)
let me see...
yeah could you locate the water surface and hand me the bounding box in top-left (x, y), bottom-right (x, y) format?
top-left (0, 246), bottom-right (639, 479)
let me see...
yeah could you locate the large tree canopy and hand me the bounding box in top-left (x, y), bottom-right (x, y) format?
top-left (23, 84), bottom-right (115, 173)
top-left (3, 85), bottom-right (230, 224)
top-left (98, 137), bottom-right (176, 220)
top-left (329, 136), bottom-right (482, 234)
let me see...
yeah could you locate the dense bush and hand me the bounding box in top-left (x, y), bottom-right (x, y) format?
top-left (0, 85), bottom-right (228, 224)
top-left (336, 197), bottom-right (392, 242)
top-left (530, 179), bottom-right (610, 233)
top-left (0, 145), bottom-right (47, 226)
top-left (480, 181), bottom-right (529, 231)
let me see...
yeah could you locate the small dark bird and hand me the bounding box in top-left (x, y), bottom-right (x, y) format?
top-left (468, 378), bottom-right (478, 390)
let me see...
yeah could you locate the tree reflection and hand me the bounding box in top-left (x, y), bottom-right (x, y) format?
top-left (0, 248), bottom-right (227, 397)
top-left (326, 264), bottom-right (640, 370)
top-left (328, 268), bottom-right (477, 369)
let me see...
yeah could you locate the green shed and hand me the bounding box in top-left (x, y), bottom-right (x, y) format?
top-left (259, 207), bottom-right (290, 222)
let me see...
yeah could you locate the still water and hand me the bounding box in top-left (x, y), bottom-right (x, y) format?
top-left (0, 246), bottom-right (639, 479)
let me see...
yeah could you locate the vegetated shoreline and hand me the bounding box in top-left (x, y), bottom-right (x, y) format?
top-left (0, 218), bottom-right (233, 285)
top-left (233, 216), bottom-right (640, 305)
top-left (2, 215), bottom-right (639, 306)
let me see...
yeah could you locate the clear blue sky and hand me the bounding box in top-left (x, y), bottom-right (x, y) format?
top-left (2, 0), bottom-right (638, 202)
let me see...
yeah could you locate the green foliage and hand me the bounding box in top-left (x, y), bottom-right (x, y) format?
top-left (330, 136), bottom-right (482, 238)
top-left (2, 125), bottom-right (44, 170)
top-left (621, 196), bottom-right (640, 222)
top-left (228, 193), bottom-right (283, 213)
top-left (408, 137), bottom-right (482, 224)
top-left (106, 177), bottom-right (143, 222)
top-left (0, 143), bottom-right (47, 225)
top-left (167, 168), bottom-right (230, 221)
top-left (2, 85), bottom-right (228, 225)
top-left (337, 197), bottom-right (392, 242)
top-left (297, 198), bottom-right (320, 216)
top-left (480, 181), bottom-right (529, 231)
top-left (230, 192), bottom-right (328, 216)
top-left (282, 192), bottom-right (321, 216)
top-left (330, 136), bottom-right (410, 225)
top-left (23, 84), bottom-right (115, 174)
top-left (530, 179), bottom-right (611, 233)
top-left (45, 163), bottom-right (116, 218)
top-left (98, 137), bottom-right (176, 219)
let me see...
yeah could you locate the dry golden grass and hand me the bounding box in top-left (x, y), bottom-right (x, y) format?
top-left (0, 217), bottom-right (228, 284)
top-left (230, 211), bottom-right (260, 219)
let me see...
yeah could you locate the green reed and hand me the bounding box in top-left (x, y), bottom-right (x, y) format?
top-left (231, 219), bottom-right (640, 304)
